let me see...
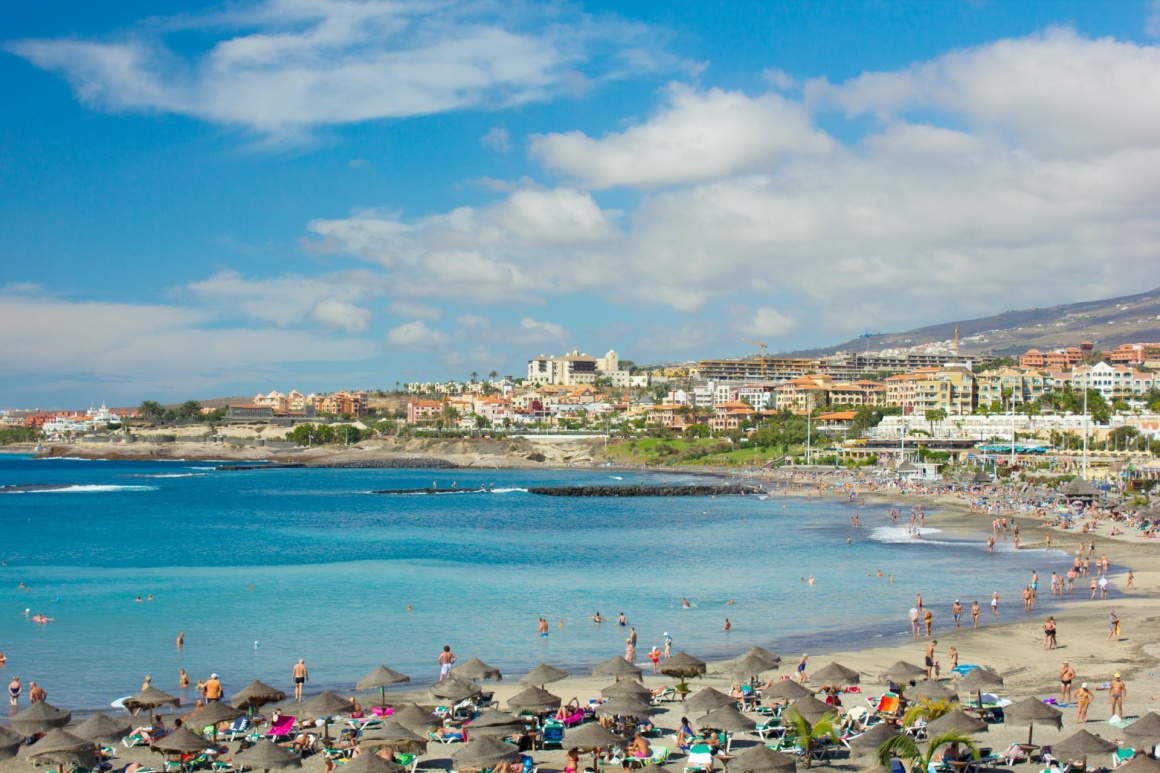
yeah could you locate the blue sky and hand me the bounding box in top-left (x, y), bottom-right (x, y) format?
top-left (3, 0), bottom-right (1159, 408)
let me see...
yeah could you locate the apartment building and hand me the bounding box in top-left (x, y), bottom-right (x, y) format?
top-left (975, 367), bottom-right (1047, 407)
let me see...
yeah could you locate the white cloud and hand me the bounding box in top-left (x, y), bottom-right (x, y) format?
top-left (748, 308), bottom-right (796, 338)
top-left (1149, 0), bottom-right (1160, 38)
top-left (7, 0), bottom-right (670, 141)
top-left (529, 83), bottom-right (832, 188)
top-left (481, 126), bottom-right (511, 153)
top-left (185, 269), bottom-right (380, 332)
top-left (389, 299), bottom-right (442, 320)
top-left (387, 320), bottom-right (449, 348)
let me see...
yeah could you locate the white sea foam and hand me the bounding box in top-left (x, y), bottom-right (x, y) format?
top-left (490, 487), bottom-right (528, 494)
top-left (869, 525), bottom-right (947, 544)
top-left (133, 473), bottom-right (204, 479)
top-left (40, 484), bottom-right (158, 493)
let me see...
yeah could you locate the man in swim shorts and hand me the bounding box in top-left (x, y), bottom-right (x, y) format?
top-left (951, 600), bottom-right (963, 629)
top-left (438, 646), bottom-right (456, 681)
top-left (204, 674), bottom-right (223, 703)
top-left (292, 659), bottom-right (309, 702)
top-left (925, 640), bottom-right (938, 679)
top-left (1059, 662), bottom-right (1075, 705)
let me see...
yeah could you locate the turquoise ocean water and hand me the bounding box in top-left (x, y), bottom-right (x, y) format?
top-left (0, 456), bottom-right (1072, 714)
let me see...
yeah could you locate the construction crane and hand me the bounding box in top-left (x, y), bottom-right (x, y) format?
top-left (858, 327), bottom-right (884, 353)
top-left (742, 339), bottom-right (767, 377)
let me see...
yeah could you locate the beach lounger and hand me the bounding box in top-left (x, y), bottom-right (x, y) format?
top-left (428, 730), bottom-right (466, 745)
top-left (266, 716), bottom-right (296, 742)
top-left (646, 747), bottom-right (671, 766)
top-left (1003, 743), bottom-right (1029, 766)
top-left (123, 734), bottom-right (150, 748)
top-left (557, 709), bottom-right (585, 728)
top-left (541, 722), bottom-right (565, 749)
top-left (651, 688), bottom-right (676, 705)
top-left (684, 752), bottom-right (715, 773)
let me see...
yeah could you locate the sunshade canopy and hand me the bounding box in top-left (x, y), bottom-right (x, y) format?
top-left (10, 702), bottom-right (72, 735)
top-left (925, 710), bottom-right (988, 736)
top-left (520, 664), bottom-right (570, 686)
top-left (153, 727), bottom-right (212, 754)
top-left (730, 743), bottom-right (797, 773)
top-left (232, 681), bottom-right (287, 710)
top-left (73, 713), bottom-right (132, 743)
top-left (809, 662), bottom-right (860, 685)
top-left (232, 739), bottom-right (303, 771)
top-left (696, 706), bottom-right (757, 733)
top-left (451, 657), bottom-right (503, 681)
top-left (592, 657), bottom-right (643, 681)
top-left (686, 687), bottom-right (737, 714)
top-left (506, 686), bottom-right (561, 713)
top-left (357, 666), bottom-right (411, 691)
top-left (450, 736), bottom-right (521, 766)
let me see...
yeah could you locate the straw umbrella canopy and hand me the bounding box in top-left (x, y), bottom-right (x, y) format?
top-left (925, 710), bottom-right (988, 736)
top-left (762, 680), bottom-right (811, 701)
top-left (299, 691), bottom-right (355, 741)
top-left (232, 681), bottom-right (286, 711)
top-left (696, 706), bottom-right (757, 734)
top-left (903, 680), bottom-right (959, 703)
top-left (595, 698), bottom-right (653, 718)
top-left (10, 702), bottom-right (71, 735)
top-left (958, 668), bottom-right (1004, 709)
top-left (356, 666), bottom-right (411, 708)
top-left (26, 729), bottom-right (97, 772)
top-left (72, 713), bottom-right (132, 744)
top-left (1118, 756), bottom-right (1160, 773)
top-left (1052, 730), bottom-right (1118, 761)
top-left (731, 653), bottom-right (776, 681)
top-left (847, 723), bottom-right (901, 754)
top-left (1124, 713), bottom-right (1160, 749)
top-left (601, 680), bottom-right (652, 701)
top-left (1005, 697), bottom-right (1062, 745)
top-left (520, 664), bottom-right (570, 687)
top-left (152, 727), bottom-right (211, 755)
top-left (123, 686), bottom-right (181, 720)
top-left (738, 646), bottom-right (781, 669)
top-left (184, 701), bottom-right (244, 738)
top-left (730, 743), bottom-right (797, 773)
top-left (341, 752), bottom-right (405, 773)
top-left (660, 652), bottom-right (707, 683)
top-left (389, 704), bottom-right (440, 734)
top-left (507, 686), bottom-right (561, 714)
top-left (809, 662), bottom-right (860, 686)
top-left (451, 657), bottom-right (503, 681)
top-left (450, 737), bottom-right (521, 767)
top-left (0, 726), bottom-right (26, 760)
top-left (466, 710), bottom-right (527, 738)
top-left (358, 721), bottom-right (428, 753)
top-left (593, 656), bottom-right (643, 681)
top-left (881, 661), bottom-right (927, 684)
top-left (429, 677), bottom-right (482, 703)
top-left (566, 722), bottom-right (625, 769)
top-left (785, 696), bottom-right (835, 724)
top-left (232, 739), bottom-right (302, 772)
top-left (687, 687), bottom-right (736, 714)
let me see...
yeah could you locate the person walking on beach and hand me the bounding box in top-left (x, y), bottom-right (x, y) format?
top-left (438, 646), bottom-right (456, 681)
top-left (1043, 616), bottom-right (1057, 650)
top-left (292, 659), bottom-right (309, 701)
top-left (925, 640), bottom-right (938, 679)
top-left (951, 600), bottom-right (963, 630)
top-left (923, 608), bottom-right (933, 636)
top-left (1127, 570), bottom-right (1135, 590)
top-left (1108, 610), bottom-right (1120, 641)
top-left (909, 606), bottom-right (920, 637)
top-left (1060, 662), bottom-right (1075, 705)
top-left (663, 632), bottom-right (672, 659)
top-left (796, 654), bottom-right (808, 685)
top-left (1090, 577), bottom-right (1098, 599)
top-left (971, 600), bottom-right (980, 628)
top-left (204, 674), bottom-right (223, 703)
top-left (1099, 575), bottom-right (1109, 599)
top-left (1074, 682), bottom-right (1093, 723)
top-left (648, 646), bottom-right (661, 675)
top-left (1110, 673), bottom-right (1126, 719)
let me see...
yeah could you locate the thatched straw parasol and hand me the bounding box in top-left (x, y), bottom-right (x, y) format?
top-left (660, 652), bottom-right (707, 683)
top-left (785, 696), bottom-right (836, 724)
top-left (123, 686), bottom-right (181, 720)
top-left (506, 686), bottom-right (561, 714)
top-left (809, 662), bottom-right (860, 686)
top-left (232, 681), bottom-right (286, 711)
top-left (957, 668), bottom-right (1004, 709)
top-left (903, 680), bottom-right (958, 703)
top-left (880, 661), bottom-right (927, 683)
top-left (730, 743), bottom-right (797, 773)
top-left (10, 702), bottom-right (72, 735)
top-left (1005, 696), bottom-right (1062, 745)
top-left (152, 727), bottom-right (211, 754)
top-left (184, 701), bottom-right (244, 738)
top-left (429, 677), bottom-right (482, 703)
top-left (26, 729), bottom-right (97, 773)
top-left (686, 687), bottom-right (736, 714)
top-left (465, 710), bottom-right (526, 738)
top-left (520, 664), bottom-right (570, 687)
top-left (1051, 729), bottom-right (1117, 762)
top-left (847, 723), bottom-right (900, 754)
top-left (231, 739), bottom-right (302, 771)
top-left (388, 704), bottom-right (440, 734)
top-left (593, 656), bottom-right (643, 681)
top-left (450, 736), bottom-right (521, 767)
top-left (731, 653), bottom-right (776, 681)
top-left (341, 753), bottom-right (405, 773)
top-left (696, 706), bottom-right (756, 733)
top-left (356, 666), bottom-right (411, 708)
top-left (1125, 713), bottom-right (1160, 749)
top-left (762, 680), bottom-right (811, 701)
top-left (595, 698), bottom-right (652, 718)
top-left (299, 691), bottom-right (355, 740)
top-left (565, 722), bottom-right (624, 770)
top-left (925, 709), bottom-right (988, 736)
top-left (601, 680), bottom-right (651, 700)
top-left (1118, 756), bottom-right (1160, 773)
top-left (0, 726), bottom-right (26, 760)
top-left (737, 646), bottom-right (781, 669)
top-left (358, 720), bottom-right (428, 753)
top-left (451, 658), bottom-right (503, 681)
top-left (72, 713), bottom-right (132, 744)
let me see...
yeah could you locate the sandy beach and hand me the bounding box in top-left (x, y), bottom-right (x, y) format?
top-left (6, 483), bottom-right (1157, 773)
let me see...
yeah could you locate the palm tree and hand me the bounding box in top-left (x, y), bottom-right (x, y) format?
top-left (901, 698), bottom-right (957, 728)
top-left (783, 709), bottom-right (839, 768)
top-left (877, 730), bottom-right (979, 773)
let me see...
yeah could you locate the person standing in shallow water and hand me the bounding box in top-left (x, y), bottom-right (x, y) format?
top-left (292, 659), bottom-right (309, 701)
top-left (437, 646), bottom-right (456, 681)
